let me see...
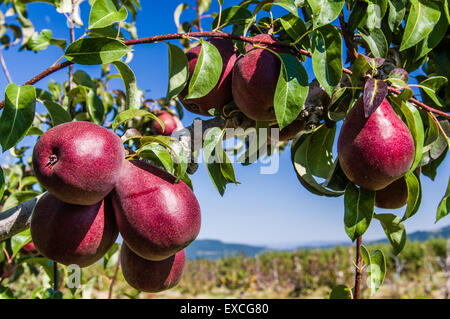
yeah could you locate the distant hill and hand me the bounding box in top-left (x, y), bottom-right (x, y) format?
top-left (187, 225), bottom-right (450, 260)
top-left (185, 239), bottom-right (267, 260)
top-left (373, 225), bottom-right (450, 244)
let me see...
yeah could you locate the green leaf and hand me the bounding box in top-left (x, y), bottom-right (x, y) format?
top-left (344, 183), bottom-right (375, 241)
top-left (413, 1), bottom-right (448, 60)
top-left (139, 136), bottom-right (188, 182)
top-left (164, 43), bottom-right (189, 105)
top-left (273, 53), bottom-right (309, 130)
top-left (198, 0), bottom-right (211, 14)
top-left (203, 127), bottom-right (236, 195)
top-left (26, 29), bottom-right (66, 52)
top-left (0, 84), bottom-right (36, 152)
top-left (307, 0), bottom-right (345, 29)
top-left (26, 126), bottom-right (44, 137)
top-left (291, 132), bottom-right (344, 197)
top-left (311, 25), bottom-right (342, 96)
top-left (350, 54), bottom-right (371, 88)
top-left (279, 13), bottom-right (310, 49)
top-left (77, 86), bottom-right (105, 124)
top-left (103, 243), bottom-right (120, 270)
top-left (212, 6), bottom-right (252, 29)
top-left (359, 28), bottom-right (388, 59)
top-left (88, 0), bottom-right (128, 29)
top-left (3, 190), bottom-right (41, 211)
top-left (112, 61), bottom-right (141, 109)
top-left (11, 229), bottom-right (32, 257)
top-left (390, 97), bottom-right (425, 173)
top-left (138, 143), bottom-right (175, 174)
top-left (112, 109), bottom-right (162, 132)
top-left (260, 0), bottom-right (299, 17)
top-left (21, 257), bottom-right (55, 281)
top-left (366, 249), bottom-right (386, 295)
top-left (436, 175), bottom-right (450, 222)
top-left (388, 0), bottom-right (407, 31)
top-left (399, 0), bottom-right (441, 51)
top-left (174, 3), bottom-right (189, 29)
top-left (73, 70), bottom-right (96, 89)
top-left (366, 0), bottom-right (388, 31)
top-left (375, 213), bottom-right (406, 255)
top-left (42, 100), bottom-right (71, 126)
top-left (418, 76), bottom-right (448, 108)
top-left (186, 39), bottom-right (223, 99)
top-left (306, 125), bottom-right (336, 179)
top-left (20, 176), bottom-right (38, 190)
top-left (0, 286), bottom-right (14, 299)
top-left (65, 37), bottom-right (131, 65)
top-left (402, 172), bottom-right (422, 221)
top-left (330, 285), bottom-right (352, 299)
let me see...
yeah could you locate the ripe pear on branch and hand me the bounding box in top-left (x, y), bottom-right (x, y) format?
top-left (179, 38), bottom-right (237, 116)
top-left (32, 121), bottom-right (125, 206)
top-left (338, 97), bottom-right (415, 191)
top-left (111, 159), bottom-right (201, 261)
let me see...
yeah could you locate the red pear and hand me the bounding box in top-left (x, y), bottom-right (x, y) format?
top-left (121, 244), bottom-right (186, 293)
top-left (232, 34), bottom-right (290, 121)
top-left (30, 193), bottom-right (118, 267)
top-left (338, 97), bottom-right (415, 191)
top-left (179, 38), bottom-right (237, 116)
top-left (375, 177), bottom-right (408, 209)
top-left (111, 160), bottom-right (201, 261)
top-left (32, 121), bottom-right (125, 205)
top-left (153, 111), bottom-right (178, 136)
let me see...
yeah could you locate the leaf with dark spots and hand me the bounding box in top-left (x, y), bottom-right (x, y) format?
top-left (362, 56), bottom-right (385, 69)
top-left (389, 68), bottom-right (409, 83)
top-left (363, 78), bottom-right (388, 118)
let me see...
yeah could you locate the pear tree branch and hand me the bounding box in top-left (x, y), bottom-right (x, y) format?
top-left (0, 31), bottom-right (445, 119)
top-left (0, 194), bottom-right (44, 242)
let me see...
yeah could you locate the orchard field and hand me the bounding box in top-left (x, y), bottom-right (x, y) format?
top-left (3, 237), bottom-right (449, 299)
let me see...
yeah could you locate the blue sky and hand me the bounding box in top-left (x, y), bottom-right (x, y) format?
top-left (0, 0), bottom-right (449, 248)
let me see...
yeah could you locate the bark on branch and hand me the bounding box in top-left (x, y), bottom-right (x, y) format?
top-left (0, 194), bottom-right (44, 242)
top-left (0, 31), bottom-right (446, 119)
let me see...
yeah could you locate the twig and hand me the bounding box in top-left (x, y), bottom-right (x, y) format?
top-left (388, 87), bottom-right (450, 119)
top-left (108, 249), bottom-right (121, 299)
top-left (0, 31), bottom-right (446, 120)
top-left (429, 111), bottom-right (449, 141)
top-left (338, 13), bottom-right (357, 63)
top-left (68, 0), bottom-right (75, 92)
top-left (0, 49), bottom-right (13, 83)
top-left (354, 236), bottom-right (363, 299)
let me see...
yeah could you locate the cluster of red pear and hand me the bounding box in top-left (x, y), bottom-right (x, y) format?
top-left (179, 35), bottom-right (306, 141)
top-left (338, 97), bottom-right (415, 209)
top-left (30, 121), bottom-right (201, 293)
top-left (179, 35), bottom-right (415, 209)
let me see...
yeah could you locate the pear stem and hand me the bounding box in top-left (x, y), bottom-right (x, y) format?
top-left (108, 248), bottom-right (121, 299)
top-left (354, 236), bottom-right (363, 299)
